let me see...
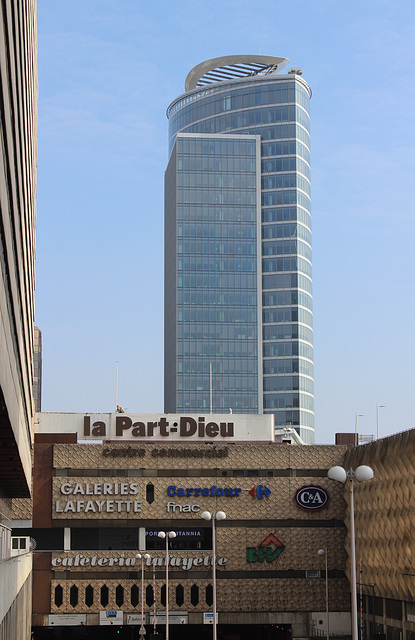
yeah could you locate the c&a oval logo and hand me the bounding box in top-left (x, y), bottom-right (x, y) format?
top-left (294, 485), bottom-right (329, 511)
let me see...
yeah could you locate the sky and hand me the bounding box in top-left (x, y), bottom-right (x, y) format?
top-left (36, 0), bottom-right (415, 445)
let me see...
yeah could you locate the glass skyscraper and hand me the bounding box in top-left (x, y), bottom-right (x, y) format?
top-left (164, 55), bottom-right (314, 443)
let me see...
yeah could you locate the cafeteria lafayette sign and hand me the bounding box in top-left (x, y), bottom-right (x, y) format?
top-left (51, 553), bottom-right (228, 571)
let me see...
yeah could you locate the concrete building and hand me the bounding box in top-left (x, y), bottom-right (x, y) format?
top-left (24, 412), bottom-right (348, 639)
top-left (164, 55), bottom-right (314, 443)
top-left (0, 0), bottom-right (38, 638)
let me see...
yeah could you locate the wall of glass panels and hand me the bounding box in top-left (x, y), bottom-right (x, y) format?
top-left (166, 74), bottom-right (314, 441)
top-left (174, 134), bottom-right (260, 414)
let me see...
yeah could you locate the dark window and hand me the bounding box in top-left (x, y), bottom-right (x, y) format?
top-left (70, 585), bottom-right (78, 607)
top-left (190, 584), bottom-right (199, 606)
top-left (176, 585), bottom-right (184, 607)
top-left (100, 585), bottom-right (109, 607)
top-left (161, 584), bottom-right (166, 606)
top-left (85, 585), bottom-right (93, 607)
top-left (206, 584), bottom-right (213, 606)
top-left (386, 600), bottom-right (402, 621)
top-left (146, 584), bottom-right (154, 606)
top-left (116, 585), bottom-right (124, 607)
top-left (131, 585), bottom-right (139, 607)
top-left (54, 585), bottom-right (63, 608)
top-left (146, 483), bottom-right (155, 503)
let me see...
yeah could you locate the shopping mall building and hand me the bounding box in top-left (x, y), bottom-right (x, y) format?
top-left (12, 412), bottom-right (415, 640)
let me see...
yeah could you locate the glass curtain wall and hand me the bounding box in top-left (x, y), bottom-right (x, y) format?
top-left (165, 73), bottom-right (314, 442)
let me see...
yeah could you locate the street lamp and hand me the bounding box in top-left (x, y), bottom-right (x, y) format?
top-left (136, 552), bottom-right (151, 638)
top-left (354, 414), bottom-right (364, 446)
top-left (328, 465), bottom-right (374, 640)
top-left (318, 548), bottom-right (329, 640)
top-left (376, 404), bottom-right (386, 440)
top-left (157, 531), bottom-right (176, 640)
top-left (201, 511), bottom-right (226, 640)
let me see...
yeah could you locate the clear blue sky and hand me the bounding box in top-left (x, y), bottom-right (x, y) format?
top-left (36, 0), bottom-right (415, 444)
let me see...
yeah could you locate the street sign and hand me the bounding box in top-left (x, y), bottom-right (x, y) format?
top-left (203, 613), bottom-right (218, 625)
top-left (99, 610), bottom-right (123, 625)
top-left (150, 612), bottom-right (188, 625)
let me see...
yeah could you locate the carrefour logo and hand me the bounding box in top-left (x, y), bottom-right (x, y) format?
top-left (294, 485), bottom-right (329, 511)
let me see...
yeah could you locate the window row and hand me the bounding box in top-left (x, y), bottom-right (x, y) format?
top-left (178, 393), bottom-right (258, 412)
top-left (172, 104), bottom-right (309, 139)
top-left (178, 188), bottom-right (256, 206)
top-left (178, 289), bottom-right (257, 306)
top-left (262, 137), bottom-right (310, 159)
top-left (263, 392), bottom-right (314, 411)
top-left (177, 222), bottom-right (256, 240)
top-left (177, 136), bottom-right (256, 157)
top-left (177, 360), bottom-right (258, 375)
top-left (177, 375), bottom-right (258, 392)
top-left (262, 206), bottom-right (311, 229)
top-left (178, 204), bottom-right (257, 223)
top-left (262, 222), bottom-right (311, 244)
top-left (178, 257), bottom-right (257, 273)
top-left (262, 189), bottom-right (311, 211)
top-left (263, 290), bottom-right (312, 311)
top-left (263, 341), bottom-right (313, 360)
top-left (262, 156), bottom-right (310, 180)
top-left (178, 273), bottom-right (257, 289)
top-left (177, 155), bottom-right (256, 173)
top-left (178, 240), bottom-right (257, 258)
top-left (263, 322), bottom-right (313, 343)
top-left (54, 582), bottom-right (214, 610)
top-left (262, 306), bottom-right (313, 326)
top-left (177, 340), bottom-right (258, 358)
top-left (262, 172), bottom-right (311, 197)
top-left (178, 307), bottom-right (258, 323)
top-left (176, 325), bottom-right (258, 341)
top-left (168, 77), bottom-right (306, 119)
top-left (263, 375), bottom-right (314, 394)
top-left (263, 240), bottom-right (312, 265)
top-left (177, 173), bottom-right (257, 190)
top-left (262, 256), bottom-right (312, 279)
top-left (268, 408), bottom-right (314, 429)
top-left (263, 357), bottom-right (314, 378)
top-left (262, 272), bottom-right (312, 295)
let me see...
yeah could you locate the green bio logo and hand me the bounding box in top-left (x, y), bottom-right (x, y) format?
top-left (246, 533), bottom-right (285, 563)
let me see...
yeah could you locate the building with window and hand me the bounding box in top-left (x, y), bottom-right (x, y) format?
top-left (0, 0), bottom-right (38, 638)
top-left (164, 55), bottom-right (314, 443)
top-left (21, 412), bottom-right (349, 639)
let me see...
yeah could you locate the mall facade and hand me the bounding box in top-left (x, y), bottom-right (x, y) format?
top-left (12, 412), bottom-right (415, 640)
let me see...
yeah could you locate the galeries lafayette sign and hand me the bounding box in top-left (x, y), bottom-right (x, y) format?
top-left (36, 412), bottom-right (274, 443)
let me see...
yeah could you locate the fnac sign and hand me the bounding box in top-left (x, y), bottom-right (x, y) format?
top-left (295, 485), bottom-right (329, 511)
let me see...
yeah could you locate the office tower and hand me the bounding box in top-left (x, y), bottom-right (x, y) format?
top-left (165, 55), bottom-right (314, 443)
top-left (0, 0), bottom-right (37, 636)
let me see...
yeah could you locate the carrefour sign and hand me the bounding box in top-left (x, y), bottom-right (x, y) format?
top-left (294, 486), bottom-right (329, 511)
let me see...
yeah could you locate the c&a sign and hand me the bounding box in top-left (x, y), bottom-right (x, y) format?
top-left (294, 485), bottom-right (329, 511)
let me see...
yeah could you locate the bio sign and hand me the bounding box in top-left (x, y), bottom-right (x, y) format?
top-left (294, 485), bottom-right (329, 511)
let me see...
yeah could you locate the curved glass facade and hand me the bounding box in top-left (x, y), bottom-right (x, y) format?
top-left (165, 70), bottom-right (314, 443)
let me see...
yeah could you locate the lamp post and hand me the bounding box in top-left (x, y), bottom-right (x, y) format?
top-left (157, 531), bottom-right (176, 640)
top-left (318, 548), bottom-right (329, 640)
top-left (201, 510), bottom-right (226, 640)
top-left (376, 404), bottom-right (385, 440)
top-left (136, 553), bottom-right (151, 638)
top-left (328, 465), bottom-right (374, 640)
top-left (354, 414), bottom-right (364, 446)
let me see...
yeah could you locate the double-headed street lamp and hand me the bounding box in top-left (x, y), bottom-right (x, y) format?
top-left (136, 552), bottom-right (151, 638)
top-left (328, 465), bottom-right (374, 640)
top-left (157, 531), bottom-right (176, 640)
top-left (201, 511), bottom-right (226, 640)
